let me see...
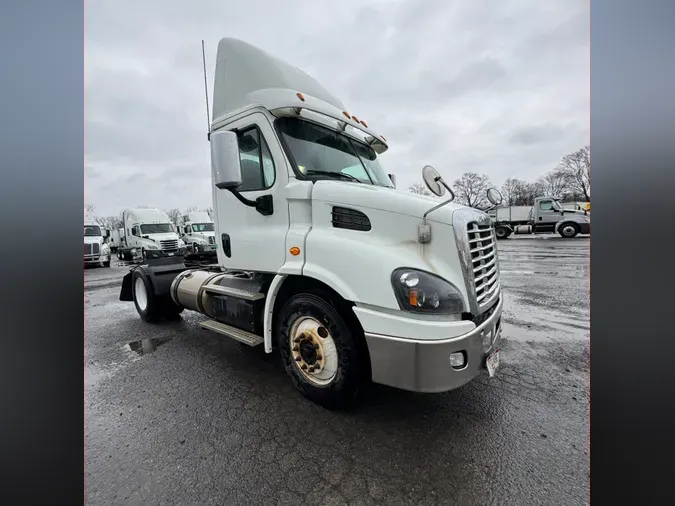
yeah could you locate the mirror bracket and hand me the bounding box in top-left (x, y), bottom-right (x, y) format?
top-left (228, 188), bottom-right (274, 216)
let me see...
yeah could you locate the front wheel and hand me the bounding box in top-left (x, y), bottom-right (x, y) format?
top-left (103, 259), bottom-right (111, 268)
top-left (276, 290), bottom-right (368, 410)
top-left (559, 223), bottom-right (579, 238)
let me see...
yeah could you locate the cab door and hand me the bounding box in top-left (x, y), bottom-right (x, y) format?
top-left (212, 112), bottom-right (291, 273)
top-left (533, 198), bottom-right (559, 233)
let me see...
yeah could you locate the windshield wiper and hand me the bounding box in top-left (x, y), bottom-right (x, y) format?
top-left (305, 170), bottom-right (361, 183)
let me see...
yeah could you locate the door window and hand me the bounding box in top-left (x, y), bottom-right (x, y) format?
top-left (237, 127), bottom-right (276, 191)
top-left (539, 200), bottom-right (554, 211)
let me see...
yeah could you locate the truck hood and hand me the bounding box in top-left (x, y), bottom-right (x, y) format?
top-left (84, 236), bottom-right (104, 245)
top-left (311, 180), bottom-right (471, 225)
top-left (143, 233), bottom-right (179, 241)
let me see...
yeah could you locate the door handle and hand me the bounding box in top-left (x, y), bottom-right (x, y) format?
top-left (221, 233), bottom-right (231, 258)
top-left (539, 217), bottom-right (542, 221)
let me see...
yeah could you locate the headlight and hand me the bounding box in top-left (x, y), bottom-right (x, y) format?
top-left (178, 239), bottom-right (186, 247)
top-left (391, 268), bottom-right (466, 314)
top-left (145, 244), bottom-right (158, 250)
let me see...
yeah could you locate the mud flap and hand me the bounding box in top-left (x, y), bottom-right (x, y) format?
top-left (119, 271), bottom-right (134, 301)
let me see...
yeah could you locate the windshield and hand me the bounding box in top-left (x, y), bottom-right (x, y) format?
top-left (276, 117), bottom-right (393, 187)
top-left (139, 223), bottom-right (174, 234)
top-left (192, 223), bottom-right (215, 232)
top-left (84, 225), bottom-right (101, 237)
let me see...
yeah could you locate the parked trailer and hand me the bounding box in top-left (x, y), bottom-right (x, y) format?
top-left (120, 38), bottom-right (505, 409)
top-left (489, 197), bottom-right (590, 239)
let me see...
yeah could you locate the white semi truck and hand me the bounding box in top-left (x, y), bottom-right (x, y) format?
top-left (120, 38), bottom-right (505, 409)
top-left (181, 211), bottom-right (217, 257)
top-left (84, 219), bottom-right (111, 267)
top-left (117, 208), bottom-right (186, 262)
top-left (489, 197), bottom-right (590, 239)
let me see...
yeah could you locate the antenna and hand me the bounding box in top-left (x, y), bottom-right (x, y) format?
top-left (201, 40), bottom-right (211, 140)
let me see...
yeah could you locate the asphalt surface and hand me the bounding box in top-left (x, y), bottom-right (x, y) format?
top-left (85, 236), bottom-right (589, 505)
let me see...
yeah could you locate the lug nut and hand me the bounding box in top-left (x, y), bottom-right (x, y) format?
top-left (301, 364), bottom-right (308, 370)
top-left (295, 356), bottom-right (301, 362)
top-left (292, 345), bottom-right (299, 352)
top-left (294, 337), bottom-right (301, 343)
top-left (316, 355), bottom-right (322, 360)
top-left (314, 344), bottom-right (320, 350)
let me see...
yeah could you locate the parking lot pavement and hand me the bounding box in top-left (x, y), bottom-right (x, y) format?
top-left (85, 237), bottom-right (589, 505)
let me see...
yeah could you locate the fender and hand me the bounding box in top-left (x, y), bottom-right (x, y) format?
top-left (119, 256), bottom-right (188, 302)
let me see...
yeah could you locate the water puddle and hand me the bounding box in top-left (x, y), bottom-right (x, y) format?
top-left (123, 337), bottom-right (172, 356)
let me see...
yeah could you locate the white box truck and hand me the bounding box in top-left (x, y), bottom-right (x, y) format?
top-left (489, 197), bottom-right (590, 239)
top-left (120, 38), bottom-right (505, 409)
top-left (117, 208), bottom-right (186, 262)
top-left (181, 211), bottom-right (217, 257)
top-left (84, 219), bottom-right (111, 267)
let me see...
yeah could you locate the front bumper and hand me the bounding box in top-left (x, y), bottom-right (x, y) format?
top-left (361, 296), bottom-right (503, 393)
top-left (84, 254), bottom-right (109, 264)
top-left (193, 243), bottom-right (217, 254)
top-left (579, 222), bottom-right (590, 234)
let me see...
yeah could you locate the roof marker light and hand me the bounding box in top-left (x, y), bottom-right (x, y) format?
top-left (296, 92), bottom-right (305, 101)
top-left (343, 111), bottom-right (351, 119)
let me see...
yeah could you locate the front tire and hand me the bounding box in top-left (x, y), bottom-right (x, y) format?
top-left (131, 269), bottom-right (183, 323)
top-left (103, 259), bottom-right (111, 267)
top-left (276, 289), bottom-right (368, 410)
top-left (559, 223), bottom-right (579, 238)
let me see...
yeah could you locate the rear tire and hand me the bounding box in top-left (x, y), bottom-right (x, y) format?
top-left (559, 223), bottom-right (579, 238)
top-left (495, 226), bottom-right (509, 239)
top-left (131, 269), bottom-right (183, 323)
top-left (103, 260), bottom-right (111, 267)
top-left (276, 289), bottom-right (368, 410)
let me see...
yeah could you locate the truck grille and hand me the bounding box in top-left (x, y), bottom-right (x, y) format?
top-left (452, 208), bottom-right (501, 315)
top-left (208, 236), bottom-right (215, 245)
top-left (84, 243), bottom-right (100, 255)
top-left (467, 223), bottom-right (500, 310)
top-left (160, 239), bottom-right (179, 251)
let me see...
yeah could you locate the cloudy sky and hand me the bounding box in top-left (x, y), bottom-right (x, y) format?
top-left (85, 0), bottom-right (588, 217)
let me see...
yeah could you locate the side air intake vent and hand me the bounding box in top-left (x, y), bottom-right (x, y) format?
top-left (331, 207), bottom-right (371, 232)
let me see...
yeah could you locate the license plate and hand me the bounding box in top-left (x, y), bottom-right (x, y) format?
top-left (486, 349), bottom-right (500, 378)
top-left (168, 252), bottom-right (174, 256)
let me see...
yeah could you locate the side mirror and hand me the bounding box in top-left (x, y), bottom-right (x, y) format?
top-left (422, 165), bottom-right (455, 201)
top-left (486, 188), bottom-right (503, 206)
top-left (388, 173), bottom-right (397, 188)
top-left (211, 130), bottom-right (242, 190)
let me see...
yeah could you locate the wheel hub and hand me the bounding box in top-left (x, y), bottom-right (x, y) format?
top-left (289, 317), bottom-right (338, 385)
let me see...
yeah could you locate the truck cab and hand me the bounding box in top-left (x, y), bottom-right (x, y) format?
top-left (84, 220), bottom-right (111, 267)
top-left (181, 211), bottom-right (217, 256)
top-left (121, 208), bottom-right (186, 261)
top-left (532, 197), bottom-right (590, 237)
top-left (120, 38), bottom-right (505, 409)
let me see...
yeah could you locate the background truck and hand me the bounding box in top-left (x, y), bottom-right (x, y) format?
top-left (488, 197), bottom-right (590, 239)
top-left (120, 37), bottom-right (505, 409)
top-left (108, 227), bottom-right (124, 253)
top-left (116, 208), bottom-right (186, 262)
top-left (181, 211), bottom-right (217, 257)
top-left (84, 219), bottom-right (111, 267)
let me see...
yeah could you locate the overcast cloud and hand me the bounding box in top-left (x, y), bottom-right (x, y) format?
top-left (85, 0), bottom-right (589, 216)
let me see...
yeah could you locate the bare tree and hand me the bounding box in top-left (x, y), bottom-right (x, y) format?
top-left (535, 170), bottom-right (569, 199)
top-left (408, 182), bottom-right (432, 196)
top-left (452, 172), bottom-right (493, 209)
top-left (164, 208), bottom-right (182, 227)
top-left (557, 145), bottom-right (590, 202)
top-left (96, 215), bottom-right (123, 230)
top-left (501, 178), bottom-right (528, 206)
top-left (84, 204), bottom-right (96, 214)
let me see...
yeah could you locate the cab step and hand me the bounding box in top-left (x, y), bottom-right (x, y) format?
top-left (199, 319), bottom-right (264, 346)
top-left (202, 284), bottom-right (265, 301)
